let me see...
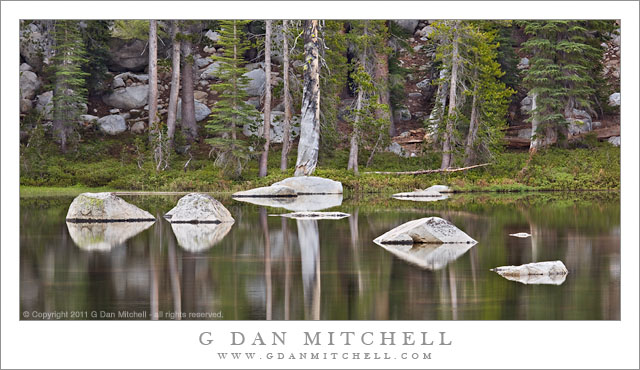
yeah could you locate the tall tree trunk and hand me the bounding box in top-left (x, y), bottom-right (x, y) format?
top-left (180, 37), bottom-right (198, 142)
top-left (294, 20), bottom-right (321, 177)
top-left (259, 20), bottom-right (272, 178)
top-left (529, 93), bottom-right (557, 153)
top-left (463, 71), bottom-right (480, 166)
top-left (375, 27), bottom-right (393, 137)
top-left (167, 21), bottom-right (181, 142)
top-left (280, 20), bottom-right (292, 171)
top-left (231, 21), bottom-right (238, 141)
top-left (441, 21), bottom-right (459, 169)
top-left (148, 20), bottom-right (159, 134)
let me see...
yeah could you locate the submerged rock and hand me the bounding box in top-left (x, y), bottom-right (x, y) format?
top-left (377, 243), bottom-right (475, 270)
top-left (374, 217), bottom-right (477, 245)
top-left (164, 193), bottom-right (234, 223)
top-left (277, 212), bottom-right (350, 220)
top-left (234, 194), bottom-right (343, 212)
top-left (392, 185), bottom-right (452, 202)
top-left (509, 232), bottom-right (531, 238)
top-left (491, 260), bottom-right (568, 282)
top-left (66, 221), bottom-right (154, 251)
top-left (170, 222), bottom-right (233, 252)
top-left (66, 193), bottom-right (155, 222)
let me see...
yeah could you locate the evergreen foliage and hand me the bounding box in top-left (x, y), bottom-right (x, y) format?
top-left (205, 20), bottom-right (259, 177)
top-left (81, 20), bottom-right (112, 95)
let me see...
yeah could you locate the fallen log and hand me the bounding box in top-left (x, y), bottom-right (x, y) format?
top-left (364, 163), bottom-right (491, 175)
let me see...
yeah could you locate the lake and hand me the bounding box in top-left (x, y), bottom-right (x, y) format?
top-left (19, 191), bottom-right (620, 320)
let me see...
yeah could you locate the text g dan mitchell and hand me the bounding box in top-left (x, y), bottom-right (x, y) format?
top-left (198, 331), bottom-right (452, 346)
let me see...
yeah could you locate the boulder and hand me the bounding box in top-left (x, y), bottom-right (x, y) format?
top-left (394, 107), bottom-right (412, 122)
top-left (177, 99), bottom-right (212, 122)
top-left (426, 184), bottom-right (452, 193)
top-left (415, 25), bottom-right (435, 38)
top-left (277, 212), bottom-right (350, 220)
top-left (233, 194), bottom-right (343, 212)
top-left (112, 77), bottom-right (125, 89)
top-left (232, 184), bottom-right (297, 198)
top-left (108, 38), bottom-right (149, 72)
top-left (608, 92), bottom-right (620, 106)
top-left (113, 72), bottom-right (149, 84)
top-left (243, 68), bottom-right (266, 96)
top-left (193, 91), bottom-right (208, 102)
top-left (102, 85), bottom-right (149, 110)
top-left (170, 222), bottom-right (233, 252)
top-left (386, 142), bottom-right (409, 158)
top-left (200, 62), bottom-right (221, 80)
top-left (566, 109), bottom-right (592, 136)
top-left (66, 221), bottom-right (154, 251)
top-left (66, 192), bottom-right (155, 222)
top-left (242, 111), bottom-right (301, 144)
top-left (374, 217), bottom-right (477, 245)
top-left (20, 99), bottom-right (33, 114)
top-left (509, 232), bottom-right (531, 238)
top-left (98, 115), bottom-right (127, 135)
top-left (79, 114), bottom-right (99, 125)
top-left (408, 92), bottom-right (423, 99)
top-left (273, 176), bottom-right (343, 195)
top-left (392, 20), bottom-right (419, 33)
top-left (20, 63), bottom-right (33, 72)
top-left (19, 22), bottom-right (54, 72)
top-left (491, 261), bottom-right (568, 285)
top-left (608, 136), bottom-right (620, 147)
top-left (195, 57), bottom-right (213, 69)
top-left (20, 70), bottom-right (40, 100)
top-left (164, 193), bottom-right (234, 224)
top-left (34, 90), bottom-right (53, 120)
top-left (130, 121), bottom-right (145, 134)
top-left (517, 57), bottom-right (530, 69)
top-left (377, 242), bottom-right (475, 270)
top-left (416, 78), bottom-right (431, 90)
top-left (205, 30), bottom-right (220, 43)
top-left (520, 96), bottom-right (533, 114)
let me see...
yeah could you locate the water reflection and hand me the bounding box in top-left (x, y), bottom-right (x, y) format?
top-left (170, 222), bottom-right (233, 252)
top-left (66, 221), bottom-right (155, 251)
top-left (497, 273), bottom-right (568, 285)
top-left (233, 194), bottom-right (343, 211)
top-left (20, 193), bottom-right (621, 320)
top-left (376, 243), bottom-right (476, 271)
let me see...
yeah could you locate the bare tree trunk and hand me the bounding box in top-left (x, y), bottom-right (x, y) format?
top-left (441, 21), bottom-right (459, 169)
top-left (180, 37), bottom-right (198, 142)
top-left (529, 93), bottom-right (557, 154)
top-left (167, 21), bottom-right (181, 142)
top-left (348, 88), bottom-right (363, 174)
top-left (294, 20), bottom-right (321, 177)
top-left (148, 20), bottom-right (159, 134)
top-left (259, 20), bottom-right (272, 178)
top-left (463, 74), bottom-right (479, 166)
top-left (374, 45), bottom-right (393, 137)
top-left (280, 20), bottom-right (292, 171)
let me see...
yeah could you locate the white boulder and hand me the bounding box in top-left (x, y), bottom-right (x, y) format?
top-left (177, 98), bottom-right (212, 122)
top-left (66, 193), bottom-right (155, 222)
top-left (200, 61), bottom-right (221, 80)
top-left (242, 68), bottom-right (266, 96)
top-left (608, 92), bottom-right (620, 106)
top-left (35, 90), bottom-right (54, 120)
top-left (98, 115), bottom-right (127, 135)
top-left (608, 136), bottom-right (620, 147)
top-left (374, 217), bottom-right (477, 245)
top-left (20, 70), bottom-right (41, 100)
top-left (164, 193), bottom-right (234, 224)
top-left (102, 85), bottom-right (149, 110)
top-left (273, 176), bottom-right (343, 195)
top-left (232, 184), bottom-right (297, 198)
top-left (491, 260), bottom-right (569, 284)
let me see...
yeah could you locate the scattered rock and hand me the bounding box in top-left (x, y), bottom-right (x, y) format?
top-left (491, 260), bottom-right (568, 285)
top-left (108, 38), bottom-right (150, 72)
top-left (245, 62), bottom-right (264, 71)
top-left (413, 45), bottom-right (423, 52)
top-left (394, 107), bottom-right (412, 122)
top-left (20, 70), bottom-right (41, 100)
top-left (130, 121), bottom-right (145, 134)
top-left (66, 221), bottom-right (154, 251)
top-left (177, 99), bottom-right (212, 122)
top-left (392, 20), bottom-right (419, 33)
top-left (205, 30), bottom-right (220, 43)
top-left (20, 22), bottom-right (54, 72)
top-left (195, 57), bottom-right (212, 68)
top-left (98, 115), bottom-right (127, 135)
top-left (113, 72), bottom-right (149, 84)
top-left (35, 90), bottom-right (54, 120)
top-left (517, 57), bottom-right (530, 69)
top-left (204, 46), bottom-right (216, 54)
top-left (193, 91), bottom-right (208, 102)
top-left (109, 108), bottom-right (120, 114)
top-left (112, 77), bottom-right (125, 89)
top-left (164, 193), bottom-right (235, 224)
top-left (520, 96), bottom-right (533, 114)
top-left (608, 136), bottom-right (620, 147)
top-left (243, 68), bottom-right (266, 96)
top-left (79, 114), bottom-right (99, 125)
top-left (374, 217), bottom-right (477, 245)
top-left (608, 92), bottom-right (620, 106)
top-left (20, 99), bottom-right (33, 114)
top-left (242, 111), bottom-right (301, 144)
top-left (408, 92), bottom-right (423, 99)
top-left (20, 63), bottom-right (32, 72)
top-left (200, 62), bottom-right (221, 80)
top-left (416, 78), bottom-right (431, 90)
top-left (566, 109), bottom-right (592, 136)
top-left (415, 25), bottom-right (435, 38)
top-left (66, 192), bottom-right (155, 222)
top-left (509, 232), bottom-right (531, 238)
top-left (102, 85), bottom-right (149, 110)
top-left (386, 142), bottom-right (409, 158)
top-left (170, 222), bottom-right (233, 252)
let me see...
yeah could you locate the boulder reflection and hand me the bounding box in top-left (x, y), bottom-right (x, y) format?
top-left (66, 221), bottom-right (155, 251)
top-left (170, 222), bottom-right (233, 252)
top-left (376, 242), bottom-right (475, 271)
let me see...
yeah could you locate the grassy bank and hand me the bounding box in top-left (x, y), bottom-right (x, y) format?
top-left (20, 132), bottom-right (620, 194)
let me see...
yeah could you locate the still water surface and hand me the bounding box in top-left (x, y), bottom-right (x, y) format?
top-left (20, 192), bottom-right (620, 320)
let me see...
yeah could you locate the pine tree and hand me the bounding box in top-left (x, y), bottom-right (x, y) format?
top-left (81, 20), bottom-right (111, 96)
top-left (521, 21), bottom-right (607, 152)
top-left (49, 20), bottom-right (89, 152)
top-left (205, 20), bottom-right (259, 177)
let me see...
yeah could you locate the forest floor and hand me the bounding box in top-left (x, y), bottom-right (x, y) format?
top-left (20, 129), bottom-right (620, 196)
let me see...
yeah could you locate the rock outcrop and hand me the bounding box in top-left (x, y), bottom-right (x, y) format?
top-left (374, 217), bottom-right (477, 245)
top-left (164, 193), bottom-right (234, 223)
top-left (66, 221), bottom-right (154, 251)
top-left (66, 193), bottom-right (155, 222)
top-left (491, 261), bottom-right (569, 285)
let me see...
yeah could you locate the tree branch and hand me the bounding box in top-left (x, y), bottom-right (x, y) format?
top-left (364, 162), bottom-right (491, 175)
